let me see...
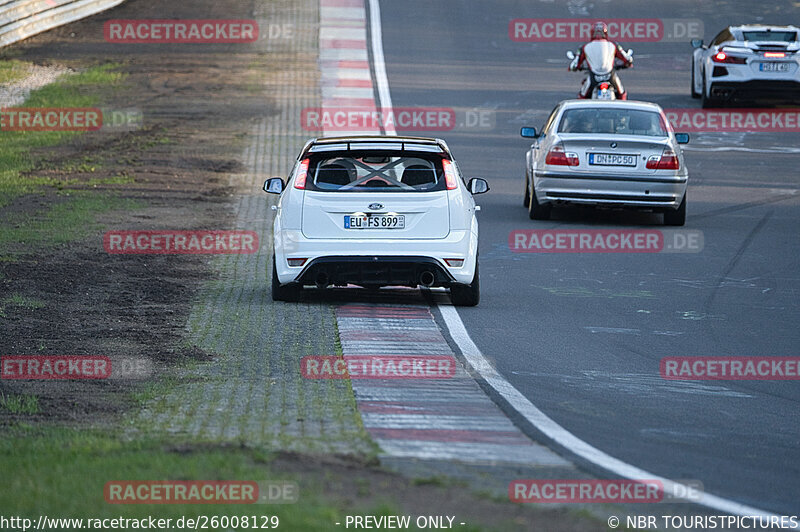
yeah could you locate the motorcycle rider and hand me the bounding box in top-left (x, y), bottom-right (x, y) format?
top-left (569, 22), bottom-right (633, 100)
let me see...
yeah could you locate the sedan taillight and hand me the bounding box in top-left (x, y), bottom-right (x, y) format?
top-left (646, 147), bottom-right (680, 170)
top-left (545, 144), bottom-right (579, 166)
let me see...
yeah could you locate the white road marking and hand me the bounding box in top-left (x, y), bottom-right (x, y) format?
top-left (368, 0), bottom-right (395, 135)
top-left (437, 304), bottom-right (780, 517)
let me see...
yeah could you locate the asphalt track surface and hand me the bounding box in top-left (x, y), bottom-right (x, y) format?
top-left (376, 0), bottom-right (800, 516)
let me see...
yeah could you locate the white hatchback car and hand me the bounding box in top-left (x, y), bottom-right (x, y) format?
top-left (264, 136), bottom-right (488, 306)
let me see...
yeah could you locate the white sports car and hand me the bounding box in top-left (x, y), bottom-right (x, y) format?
top-left (691, 25), bottom-right (800, 107)
top-left (263, 136), bottom-right (488, 306)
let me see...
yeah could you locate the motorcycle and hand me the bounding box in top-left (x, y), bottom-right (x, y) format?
top-left (567, 48), bottom-right (633, 100)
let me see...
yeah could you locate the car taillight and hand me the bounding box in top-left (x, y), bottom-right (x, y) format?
top-left (287, 258), bottom-right (307, 267)
top-left (599, 82), bottom-right (610, 90)
top-left (444, 258), bottom-right (464, 267)
top-left (293, 158), bottom-right (310, 189)
top-left (442, 159), bottom-right (458, 190)
top-left (713, 52), bottom-right (747, 64)
top-left (545, 145), bottom-right (579, 166)
top-left (646, 147), bottom-right (680, 170)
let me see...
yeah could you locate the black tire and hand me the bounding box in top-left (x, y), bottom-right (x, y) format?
top-left (523, 172), bottom-right (531, 207)
top-left (450, 261), bottom-right (480, 307)
top-left (701, 73), bottom-right (718, 109)
top-left (664, 192), bottom-right (687, 226)
top-left (691, 61), bottom-right (700, 99)
top-left (271, 254), bottom-right (302, 302)
top-left (528, 182), bottom-right (551, 220)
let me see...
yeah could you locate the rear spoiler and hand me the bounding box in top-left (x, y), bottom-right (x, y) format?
top-left (300, 137), bottom-right (451, 158)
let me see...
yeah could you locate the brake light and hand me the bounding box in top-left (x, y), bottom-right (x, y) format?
top-left (713, 52), bottom-right (747, 64)
top-left (599, 82), bottom-right (610, 90)
top-left (293, 158), bottom-right (310, 189)
top-left (764, 52), bottom-right (786, 58)
top-left (442, 159), bottom-right (458, 190)
top-left (646, 147), bottom-right (680, 170)
top-left (545, 145), bottom-right (579, 166)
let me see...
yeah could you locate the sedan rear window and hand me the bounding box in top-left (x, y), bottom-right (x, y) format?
top-left (742, 31), bottom-right (797, 42)
top-left (558, 108), bottom-right (669, 137)
top-left (306, 152), bottom-right (446, 192)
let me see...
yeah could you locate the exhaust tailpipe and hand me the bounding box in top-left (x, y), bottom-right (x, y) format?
top-left (315, 272), bottom-right (330, 289)
top-left (419, 270), bottom-right (435, 287)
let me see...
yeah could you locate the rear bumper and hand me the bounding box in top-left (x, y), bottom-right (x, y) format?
top-left (296, 256), bottom-right (456, 287)
top-left (709, 80), bottom-right (800, 102)
top-left (273, 229), bottom-right (478, 285)
top-left (534, 171), bottom-right (687, 210)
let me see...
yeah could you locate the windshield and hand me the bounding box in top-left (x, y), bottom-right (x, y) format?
top-left (742, 31), bottom-right (797, 42)
top-left (306, 152), bottom-right (446, 192)
top-left (558, 108), bottom-right (669, 136)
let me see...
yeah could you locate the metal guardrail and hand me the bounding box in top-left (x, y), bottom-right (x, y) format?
top-left (1, 0), bottom-right (125, 48)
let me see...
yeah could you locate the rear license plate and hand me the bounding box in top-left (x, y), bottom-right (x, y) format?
top-left (344, 214), bottom-right (405, 229)
top-left (589, 153), bottom-right (636, 167)
top-left (759, 62), bottom-right (790, 72)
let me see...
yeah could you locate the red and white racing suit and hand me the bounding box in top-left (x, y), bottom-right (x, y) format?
top-left (572, 38), bottom-right (633, 100)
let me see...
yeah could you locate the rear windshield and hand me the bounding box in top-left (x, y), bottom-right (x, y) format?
top-left (558, 108), bottom-right (669, 137)
top-left (305, 152), bottom-right (446, 192)
top-left (742, 31), bottom-right (797, 42)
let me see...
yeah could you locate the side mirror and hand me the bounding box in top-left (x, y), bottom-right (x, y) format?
top-left (467, 178), bottom-right (489, 195)
top-left (520, 126), bottom-right (538, 138)
top-left (566, 50), bottom-right (575, 60)
top-left (690, 39), bottom-right (703, 49)
top-left (675, 133), bottom-right (690, 144)
top-left (263, 177), bottom-right (285, 194)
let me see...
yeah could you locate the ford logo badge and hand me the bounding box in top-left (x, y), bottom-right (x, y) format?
top-left (368, 203), bottom-right (383, 210)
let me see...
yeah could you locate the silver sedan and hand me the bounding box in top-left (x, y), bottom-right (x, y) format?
top-left (521, 100), bottom-right (690, 226)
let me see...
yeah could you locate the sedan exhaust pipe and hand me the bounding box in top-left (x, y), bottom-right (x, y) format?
top-left (315, 272), bottom-right (330, 289)
top-left (419, 270), bottom-right (435, 287)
